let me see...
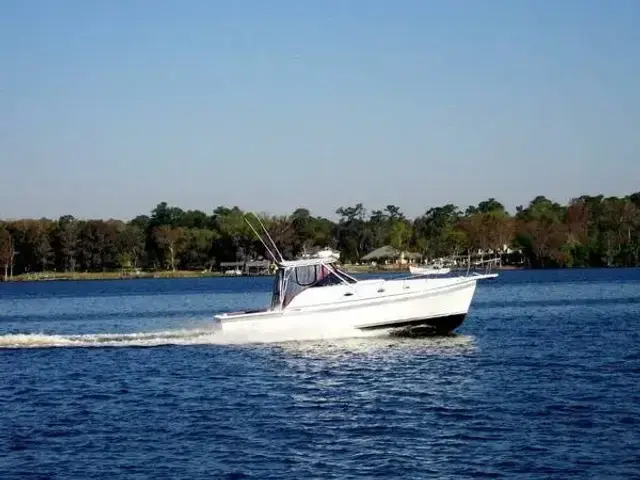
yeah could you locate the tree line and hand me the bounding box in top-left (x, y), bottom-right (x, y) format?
top-left (1, 192), bottom-right (640, 279)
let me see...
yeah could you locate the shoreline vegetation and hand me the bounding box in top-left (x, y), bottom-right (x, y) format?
top-left (6, 264), bottom-right (525, 283)
top-left (2, 193), bottom-right (640, 282)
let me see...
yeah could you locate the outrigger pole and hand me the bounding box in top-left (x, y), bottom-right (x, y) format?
top-left (243, 212), bottom-right (286, 266)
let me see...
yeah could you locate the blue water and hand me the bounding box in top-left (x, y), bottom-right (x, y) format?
top-left (1, 269), bottom-right (639, 479)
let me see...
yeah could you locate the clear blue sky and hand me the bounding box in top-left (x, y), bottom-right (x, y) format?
top-left (2, 0), bottom-right (639, 220)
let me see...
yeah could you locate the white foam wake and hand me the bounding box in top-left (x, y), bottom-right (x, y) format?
top-left (0, 323), bottom-right (384, 349)
top-left (0, 328), bottom-right (225, 349)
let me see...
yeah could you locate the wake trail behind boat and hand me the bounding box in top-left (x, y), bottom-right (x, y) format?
top-left (0, 328), bottom-right (221, 349)
top-left (0, 323), bottom-right (383, 349)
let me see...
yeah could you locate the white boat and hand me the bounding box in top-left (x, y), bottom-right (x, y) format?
top-left (409, 264), bottom-right (451, 275)
top-left (300, 246), bottom-right (341, 261)
top-left (224, 268), bottom-right (242, 276)
top-left (214, 214), bottom-right (497, 337)
top-left (315, 247), bottom-right (340, 261)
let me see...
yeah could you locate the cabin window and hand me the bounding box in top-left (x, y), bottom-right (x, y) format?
top-left (278, 265), bottom-right (331, 307)
top-left (332, 265), bottom-right (357, 284)
top-left (272, 263), bottom-right (355, 308)
top-left (313, 271), bottom-right (344, 287)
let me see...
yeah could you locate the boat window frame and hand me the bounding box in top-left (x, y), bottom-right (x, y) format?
top-left (270, 261), bottom-right (357, 309)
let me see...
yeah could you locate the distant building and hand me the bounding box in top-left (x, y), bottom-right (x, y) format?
top-left (361, 245), bottom-right (422, 265)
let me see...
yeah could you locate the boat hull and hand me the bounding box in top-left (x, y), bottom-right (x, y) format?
top-left (359, 312), bottom-right (466, 334)
top-left (215, 276), bottom-right (483, 340)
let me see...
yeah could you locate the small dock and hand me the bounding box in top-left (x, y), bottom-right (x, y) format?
top-left (219, 260), bottom-right (271, 276)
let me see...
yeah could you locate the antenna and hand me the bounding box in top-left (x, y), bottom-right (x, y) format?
top-left (244, 212), bottom-right (285, 264)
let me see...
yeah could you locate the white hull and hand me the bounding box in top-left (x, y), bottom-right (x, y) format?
top-left (409, 265), bottom-right (451, 275)
top-left (215, 275), bottom-right (493, 339)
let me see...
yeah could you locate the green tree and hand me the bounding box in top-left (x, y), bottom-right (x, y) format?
top-left (0, 226), bottom-right (14, 281)
top-left (153, 226), bottom-right (186, 271)
top-left (413, 204), bottom-right (462, 259)
top-left (181, 228), bottom-right (217, 269)
top-left (212, 206), bottom-right (256, 261)
top-left (335, 204), bottom-right (372, 262)
top-left (53, 215), bottom-right (78, 272)
top-left (117, 223), bottom-right (146, 269)
top-left (387, 219), bottom-right (410, 251)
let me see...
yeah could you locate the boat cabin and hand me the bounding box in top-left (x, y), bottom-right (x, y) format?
top-left (270, 258), bottom-right (358, 310)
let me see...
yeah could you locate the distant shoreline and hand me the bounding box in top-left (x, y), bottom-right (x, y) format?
top-left (3, 270), bottom-right (225, 283)
top-left (3, 264), bottom-right (632, 283)
top-left (1, 264), bottom-right (528, 283)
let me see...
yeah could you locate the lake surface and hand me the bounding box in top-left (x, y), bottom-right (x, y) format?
top-left (1, 269), bottom-right (639, 479)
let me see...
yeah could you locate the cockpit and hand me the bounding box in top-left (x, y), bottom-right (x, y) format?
top-left (270, 261), bottom-right (357, 309)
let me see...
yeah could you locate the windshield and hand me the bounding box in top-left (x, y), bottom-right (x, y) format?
top-left (270, 263), bottom-right (355, 308)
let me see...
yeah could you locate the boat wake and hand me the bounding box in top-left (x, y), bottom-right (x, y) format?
top-left (0, 316), bottom-right (476, 349)
top-left (0, 323), bottom-right (387, 349)
top-left (0, 328), bottom-right (224, 349)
